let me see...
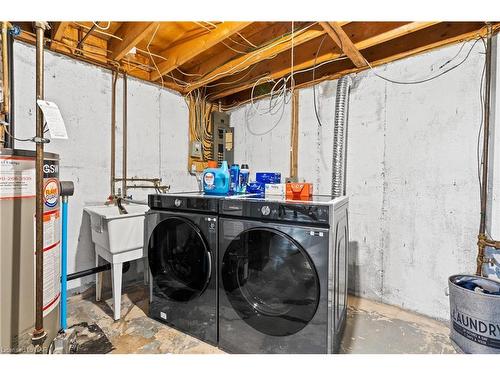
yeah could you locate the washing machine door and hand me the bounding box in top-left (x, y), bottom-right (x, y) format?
top-left (148, 217), bottom-right (212, 302)
top-left (221, 227), bottom-right (320, 337)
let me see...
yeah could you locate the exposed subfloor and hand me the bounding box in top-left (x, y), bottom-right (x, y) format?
top-left (67, 283), bottom-right (456, 354)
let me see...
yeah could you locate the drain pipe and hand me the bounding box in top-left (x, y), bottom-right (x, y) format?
top-left (122, 73), bottom-right (127, 198)
top-left (331, 75), bottom-right (351, 198)
top-left (32, 21), bottom-right (49, 353)
top-left (110, 70), bottom-right (118, 198)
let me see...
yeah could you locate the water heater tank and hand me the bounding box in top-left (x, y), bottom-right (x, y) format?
top-left (0, 149), bottom-right (60, 353)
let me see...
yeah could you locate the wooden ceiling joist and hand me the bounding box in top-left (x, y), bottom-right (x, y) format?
top-left (208, 21), bottom-right (460, 100)
top-left (185, 27), bottom-right (326, 92)
top-left (108, 22), bottom-right (158, 61)
top-left (50, 21), bottom-right (70, 50)
top-left (52, 22), bottom-right (70, 42)
top-left (150, 22), bottom-right (252, 81)
top-left (182, 22), bottom-right (310, 78)
top-left (319, 21), bottom-right (367, 68)
top-left (354, 22), bottom-right (440, 50)
top-left (15, 21), bottom-right (498, 105)
top-left (222, 22), bottom-right (493, 106)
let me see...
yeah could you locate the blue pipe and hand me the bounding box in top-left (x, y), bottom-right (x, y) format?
top-left (60, 196), bottom-right (68, 330)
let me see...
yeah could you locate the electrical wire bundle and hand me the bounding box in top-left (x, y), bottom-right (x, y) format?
top-left (186, 88), bottom-right (214, 163)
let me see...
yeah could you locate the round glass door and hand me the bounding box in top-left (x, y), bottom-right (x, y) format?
top-left (221, 227), bottom-right (320, 336)
top-left (148, 217), bottom-right (211, 302)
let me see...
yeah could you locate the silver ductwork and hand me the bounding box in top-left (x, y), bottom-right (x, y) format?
top-left (331, 75), bottom-right (351, 198)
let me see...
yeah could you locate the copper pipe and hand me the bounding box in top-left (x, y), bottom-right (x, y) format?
top-left (1, 22), bottom-right (9, 148)
top-left (289, 90), bottom-right (299, 180)
top-left (6, 24), bottom-right (14, 149)
top-left (2, 22), bottom-right (9, 117)
top-left (122, 73), bottom-right (127, 198)
top-left (476, 24), bottom-right (494, 276)
top-left (32, 22), bottom-right (47, 352)
top-left (110, 70), bottom-right (118, 197)
top-left (114, 177), bottom-right (162, 182)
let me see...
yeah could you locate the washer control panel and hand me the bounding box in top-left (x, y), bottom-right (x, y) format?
top-left (148, 193), bottom-right (220, 213)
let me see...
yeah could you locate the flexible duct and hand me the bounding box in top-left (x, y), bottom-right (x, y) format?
top-left (331, 75), bottom-right (351, 198)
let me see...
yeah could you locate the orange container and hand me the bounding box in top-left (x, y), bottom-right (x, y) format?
top-left (286, 182), bottom-right (313, 200)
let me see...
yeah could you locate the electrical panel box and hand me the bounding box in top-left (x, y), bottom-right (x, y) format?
top-left (212, 112), bottom-right (234, 166)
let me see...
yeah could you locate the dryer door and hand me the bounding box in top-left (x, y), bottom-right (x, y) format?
top-left (148, 217), bottom-right (212, 302)
top-left (221, 227), bottom-right (320, 337)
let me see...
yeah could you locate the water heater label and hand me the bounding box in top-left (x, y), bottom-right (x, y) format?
top-left (41, 209), bottom-right (61, 317)
top-left (0, 156), bottom-right (36, 199)
top-left (43, 178), bottom-right (60, 208)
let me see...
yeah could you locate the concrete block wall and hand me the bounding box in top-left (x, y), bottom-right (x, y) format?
top-left (230, 38), bottom-right (489, 320)
top-left (13, 41), bottom-right (197, 291)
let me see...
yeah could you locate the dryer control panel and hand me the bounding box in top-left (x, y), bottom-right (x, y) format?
top-left (220, 199), bottom-right (330, 225)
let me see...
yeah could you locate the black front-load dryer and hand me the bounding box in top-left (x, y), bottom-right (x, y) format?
top-left (145, 192), bottom-right (220, 345)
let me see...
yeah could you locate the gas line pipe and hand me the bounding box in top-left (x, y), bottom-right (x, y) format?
top-left (476, 24), bottom-right (500, 276)
top-left (32, 21), bottom-right (50, 353)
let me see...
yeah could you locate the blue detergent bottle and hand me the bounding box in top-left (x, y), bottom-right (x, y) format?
top-left (203, 161), bottom-right (230, 195)
top-left (239, 164), bottom-right (249, 193)
top-left (229, 164), bottom-right (240, 194)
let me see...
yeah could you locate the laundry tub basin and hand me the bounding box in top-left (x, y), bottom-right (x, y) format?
top-left (84, 204), bottom-right (149, 254)
top-left (84, 203), bottom-right (150, 320)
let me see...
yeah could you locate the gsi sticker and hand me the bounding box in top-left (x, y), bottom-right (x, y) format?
top-left (43, 179), bottom-right (59, 208)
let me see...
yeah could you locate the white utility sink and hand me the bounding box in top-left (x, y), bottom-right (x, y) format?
top-left (84, 203), bottom-right (149, 320)
top-left (84, 204), bottom-right (148, 254)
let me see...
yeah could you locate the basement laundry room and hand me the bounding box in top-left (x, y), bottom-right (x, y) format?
top-left (2, 1), bottom-right (500, 371)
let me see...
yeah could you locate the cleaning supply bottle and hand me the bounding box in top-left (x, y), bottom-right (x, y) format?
top-left (203, 160), bottom-right (230, 195)
top-left (229, 164), bottom-right (240, 194)
top-left (239, 164), bottom-right (250, 193)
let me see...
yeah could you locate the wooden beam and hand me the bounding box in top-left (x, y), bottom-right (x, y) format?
top-left (150, 22), bottom-right (252, 81)
top-left (355, 22), bottom-right (440, 50)
top-left (50, 22), bottom-right (71, 51)
top-left (109, 22), bottom-right (158, 61)
top-left (52, 22), bottom-right (70, 42)
top-left (320, 21), bottom-right (367, 68)
top-left (209, 37), bottom-right (343, 100)
top-left (208, 22), bottom-right (443, 100)
top-left (222, 22), bottom-right (495, 106)
top-left (186, 27), bottom-right (326, 92)
top-left (184, 22), bottom-right (309, 76)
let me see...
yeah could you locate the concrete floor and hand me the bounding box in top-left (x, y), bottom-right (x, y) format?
top-left (67, 283), bottom-right (456, 354)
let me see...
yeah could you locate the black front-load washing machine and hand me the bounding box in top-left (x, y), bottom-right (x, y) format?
top-left (145, 192), bottom-right (221, 345)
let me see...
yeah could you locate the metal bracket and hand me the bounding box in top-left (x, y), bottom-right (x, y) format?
top-left (34, 22), bottom-right (50, 31)
top-left (32, 136), bottom-right (50, 144)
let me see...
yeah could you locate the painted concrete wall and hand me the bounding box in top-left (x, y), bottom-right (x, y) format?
top-left (231, 98), bottom-right (292, 176)
top-left (13, 41), bottom-right (197, 291)
top-left (9, 36), bottom-right (494, 320)
top-left (230, 38), bottom-right (488, 320)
